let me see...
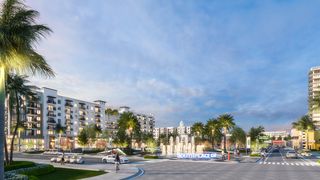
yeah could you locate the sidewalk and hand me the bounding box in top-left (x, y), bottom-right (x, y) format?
top-left (14, 157), bottom-right (142, 180)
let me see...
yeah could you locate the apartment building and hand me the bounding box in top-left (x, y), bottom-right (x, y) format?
top-left (5, 87), bottom-right (156, 150)
top-left (309, 66), bottom-right (320, 129)
top-left (153, 121), bottom-right (191, 139)
top-left (118, 106), bottom-right (155, 134)
top-left (262, 131), bottom-right (289, 139)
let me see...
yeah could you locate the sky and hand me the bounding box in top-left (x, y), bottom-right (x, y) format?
top-left (20, 0), bottom-right (320, 130)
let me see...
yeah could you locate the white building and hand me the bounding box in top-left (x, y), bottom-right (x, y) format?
top-left (262, 131), bottom-right (289, 139)
top-left (5, 87), bottom-right (155, 150)
top-left (153, 121), bottom-right (191, 139)
top-left (309, 66), bottom-right (320, 129)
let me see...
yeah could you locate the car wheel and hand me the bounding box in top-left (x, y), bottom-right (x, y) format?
top-left (103, 159), bottom-right (107, 163)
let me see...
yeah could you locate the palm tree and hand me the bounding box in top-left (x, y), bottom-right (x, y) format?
top-left (55, 122), bottom-right (66, 150)
top-left (292, 115), bottom-right (315, 150)
top-left (6, 73), bottom-right (37, 163)
top-left (0, 0), bottom-right (54, 175)
top-left (205, 118), bottom-right (221, 150)
top-left (117, 112), bottom-right (140, 151)
top-left (230, 126), bottom-right (246, 148)
top-left (191, 122), bottom-right (204, 145)
top-left (217, 114), bottom-right (235, 152)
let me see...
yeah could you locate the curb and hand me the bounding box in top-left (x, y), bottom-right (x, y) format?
top-left (121, 168), bottom-right (145, 180)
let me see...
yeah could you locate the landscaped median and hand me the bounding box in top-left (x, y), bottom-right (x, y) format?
top-left (5, 161), bottom-right (106, 180)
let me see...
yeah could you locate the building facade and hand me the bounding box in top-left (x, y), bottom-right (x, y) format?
top-left (309, 66), bottom-right (320, 129)
top-left (153, 121), bottom-right (191, 139)
top-left (5, 87), bottom-right (155, 151)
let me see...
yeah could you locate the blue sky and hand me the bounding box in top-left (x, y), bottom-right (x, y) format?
top-left (25, 0), bottom-right (320, 130)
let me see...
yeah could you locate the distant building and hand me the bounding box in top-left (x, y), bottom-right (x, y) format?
top-left (153, 121), bottom-right (191, 139)
top-left (309, 66), bottom-right (320, 129)
top-left (263, 131), bottom-right (289, 140)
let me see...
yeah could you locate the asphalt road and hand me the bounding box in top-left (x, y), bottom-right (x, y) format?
top-left (137, 149), bottom-right (320, 180)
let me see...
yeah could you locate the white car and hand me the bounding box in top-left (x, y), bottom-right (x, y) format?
top-left (286, 151), bottom-right (298, 159)
top-left (102, 155), bottom-right (129, 164)
top-left (69, 155), bottom-right (85, 164)
top-left (300, 151), bottom-right (312, 157)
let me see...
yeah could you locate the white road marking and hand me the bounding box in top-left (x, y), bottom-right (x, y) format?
top-left (272, 162), bottom-right (275, 165)
top-left (281, 163), bottom-right (284, 165)
top-left (268, 162), bottom-right (271, 164)
top-left (277, 162), bottom-right (280, 165)
top-left (291, 163), bottom-right (294, 165)
top-left (295, 163), bottom-right (300, 166)
top-left (259, 162), bottom-right (262, 164)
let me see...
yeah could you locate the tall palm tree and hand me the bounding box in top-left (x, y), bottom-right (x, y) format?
top-left (6, 73), bottom-right (36, 163)
top-left (55, 122), bottom-right (66, 150)
top-left (191, 122), bottom-right (204, 138)
top-left (0, 0), bottom-right (54, 175)
top-left (206, 118), bottom-right (221, 150)
top-left (292, 115), bottom-right (315, 150)
top-left (217, 114), bottom-right (235, 152)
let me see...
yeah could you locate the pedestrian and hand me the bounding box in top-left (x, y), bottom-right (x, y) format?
top-left (115, 153), bottom-right (120, 172)
top-left (61, 151), bottom-right (65, 165)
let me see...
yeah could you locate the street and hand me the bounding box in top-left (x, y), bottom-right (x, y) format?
top-left (137, 149), bottom-right (320, 180)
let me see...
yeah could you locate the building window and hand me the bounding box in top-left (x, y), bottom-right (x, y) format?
top-left (58, 113), bottom-right (61, 116)
top-left (58, 100), bottom-right (61, 104)
top-left (58, 107), bottom-right (61, 110)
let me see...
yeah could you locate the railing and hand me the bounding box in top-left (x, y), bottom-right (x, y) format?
top-left (47, 100), bottom-right (56, 104)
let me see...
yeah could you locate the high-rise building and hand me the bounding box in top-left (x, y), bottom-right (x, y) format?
top-left (309, 66), bottom-right (320, 129)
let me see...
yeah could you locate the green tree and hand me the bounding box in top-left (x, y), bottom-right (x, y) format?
top-left (6, 74), bottom-right (36, 163)
top-left (205, 118), bottom-right (221, 150)
top-left (55, 122), bottom-right (66, 150)
top-left (77, 129), bottom-right (89, 150)
top-left (191, 122), bottom-right (205, 138)
top-left (230, 126), bottom-right (246, 148)
top-left (292, 115), bottom-right (315, 149)
top-left (217, 114), bottom-right (235, 152)
top-left (116, 112), bottom-right (140, 151)
top-left (0, 0), bottom-right (54, 175)
top-left (248, 126), bottom-right (265, 142)
top-left (146, 137), bottom-right (157, 154)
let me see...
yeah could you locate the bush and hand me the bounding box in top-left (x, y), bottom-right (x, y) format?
top-left (21, 164), bottom-right (54, 176)
top-left (4, 172), bottom-right (28, 180)
top-left (82, 148), bottom-right (104, 154)
top-left (5, 161), bottom-right (36, 171)
top-left (250, 153), bottom-right (260, 157)
top-left (144, 155), bottom-right (159, 159)
top-left (317, 160), bottom-right (320, 164)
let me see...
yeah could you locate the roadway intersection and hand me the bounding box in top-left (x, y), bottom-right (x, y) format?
top-left (137, 148), bottom-right (320, 180)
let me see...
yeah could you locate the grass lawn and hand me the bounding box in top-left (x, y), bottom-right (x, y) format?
top-left (36, 167), bottom-right (106, 180)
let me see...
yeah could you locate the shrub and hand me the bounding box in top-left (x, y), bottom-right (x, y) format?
top-left (250, 153), bottom-right (260, 157)
top-left (144, 155), bottom-right (159, 159)
top-left (5, 161), bottom-right (36, 171)
top-left (4, 172), bottom-right (28, 180)
top-left (317, 160), bottom-right (320, 164)
top-left (21, 164), bottom-right (55, 176)
top-left (82, 148), bottom-right (104, 154)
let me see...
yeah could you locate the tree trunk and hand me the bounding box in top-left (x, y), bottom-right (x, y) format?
top-left (306, 130), bottom-right (309, 150)
top-left (0, 68), bottom-right (6, 179)
top-left (10, 92), bottom-right (20, 163)
top-left (224, 127), bottom-right (227, 152)
top-left (4, 133), bottom-right (9, 165)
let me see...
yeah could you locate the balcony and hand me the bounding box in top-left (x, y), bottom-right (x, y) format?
top-left (27, 103), bottom-right (38, 109)
top-left (65, 102), bottom-right (73, 107)
top-left (47, 112), bottom-right (56, 117)
top-left (65, 110), bottom-right (74, 114)
top-left (47, 119), bottom-right (56, 124)
top-left (47, 100), bottom-right (56, 104)
top-left (79, 117), bottom-right (86, 121)
top-left (95, 114), bottom-right (101, 118)
top-left (47, 107), bottom-right (56, 111)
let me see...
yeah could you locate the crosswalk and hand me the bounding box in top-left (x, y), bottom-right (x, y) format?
top-left (258, 161), bottom-right (319, 167)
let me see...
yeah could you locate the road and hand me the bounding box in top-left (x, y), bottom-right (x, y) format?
top-left (137, 148), bottom-right (320, 180)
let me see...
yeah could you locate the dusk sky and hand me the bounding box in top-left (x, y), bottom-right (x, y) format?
top-left (25, 0), bottom-right (320, 130)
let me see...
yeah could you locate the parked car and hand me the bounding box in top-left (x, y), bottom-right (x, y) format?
top-left (286, 151), bottom-right (298, 159)
top-left (69, 155), bottom-right (85, 164)
top-left (102, 155), bottom-right (129, 164)
top-left (300, 150), bottom-right (312, 157)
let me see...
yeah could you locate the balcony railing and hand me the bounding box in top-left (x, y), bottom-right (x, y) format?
top-left (47, 100), bottom-right (56, 104)
top-left (79, 117), bottom-right (86, 121)
top-left (65, 102), bottom-right (73, 107)
top-left (47, 119), bottom-right (56, 124)
top-left (47, 113), bottom-right (56, 117)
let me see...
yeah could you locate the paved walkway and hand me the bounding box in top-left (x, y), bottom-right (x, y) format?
top-left (14, 157), bottom-right (141, 180)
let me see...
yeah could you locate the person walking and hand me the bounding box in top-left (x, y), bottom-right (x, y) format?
top-left (115, 153), bottom-right (120, 172)
top-left (61, 151), bottom-right (65, 165)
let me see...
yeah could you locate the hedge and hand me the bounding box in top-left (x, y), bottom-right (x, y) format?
top-left (5, 164), bottom-right (55, 180)
top-left (250, 153), bottom-right (260, 157)
top-left (5, 161), bottom-right (36, 171)
top-left (144, 155), bottom-right (159, 159)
